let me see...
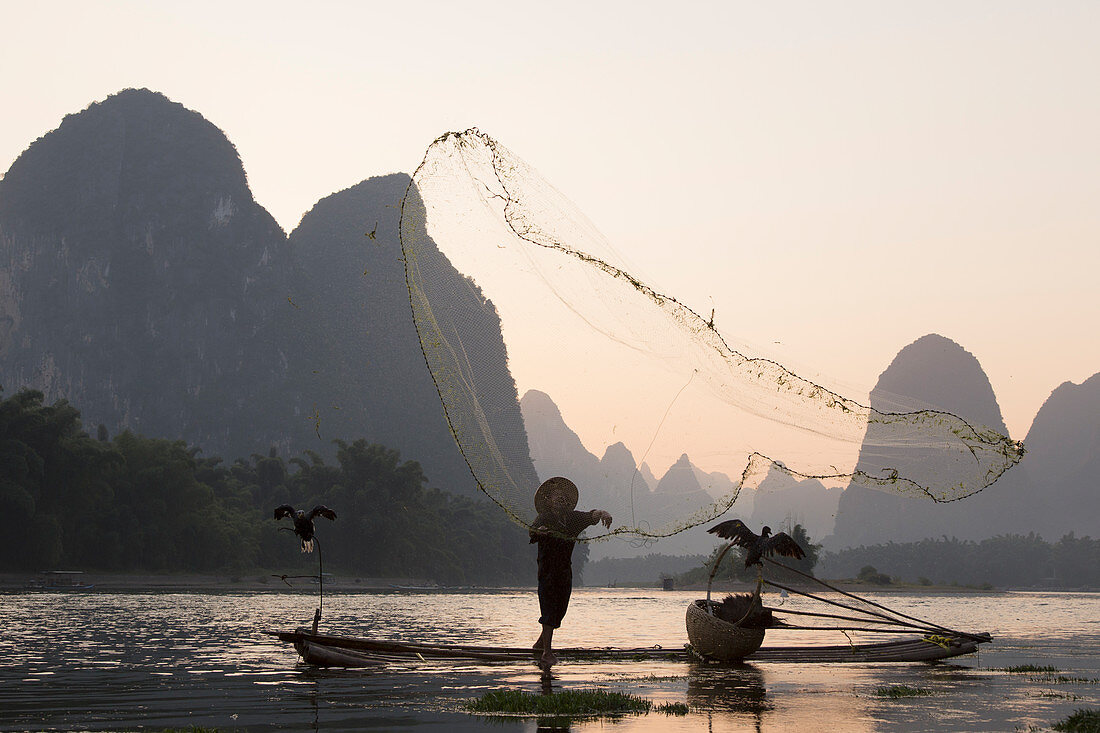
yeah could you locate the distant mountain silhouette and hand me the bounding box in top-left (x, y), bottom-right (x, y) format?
top-left (655, 453), bottom-right (704, 496)
top-left (691, 466), bottom-right (738, 507)
top-left (1021, 373), bottom-right (1100, 537)
top-left (519, 389), bottom-right (647, 522)
top-left (830, 334), bottom-right (1039, 547)
top-left (520, 388), bottom-right (604, 493)
top-left (7, 91), bottom-right (1091, 553)
top-left (749, 468), bottom-right (840, 543)
top-left (0, 89), bottom-right (291, 455)
top-left (602, 441), bottom-right (648, 507)
top-left (520, 388), bottom-right (742, 559)
top-left (0, 89), bottom-right (535, 495)
top-left (279, 174), bottom-right (533, 494)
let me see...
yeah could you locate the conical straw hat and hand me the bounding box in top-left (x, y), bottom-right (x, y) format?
top-left (534, 477), bottom-right (579, 514)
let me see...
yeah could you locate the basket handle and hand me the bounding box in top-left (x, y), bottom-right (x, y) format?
top-left (731, 579), bottom-right (763, 627)
top-left (706, 541), bottom-right (737, 604)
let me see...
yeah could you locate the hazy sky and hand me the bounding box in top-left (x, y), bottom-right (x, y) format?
top-left (2, 1), bottom-right (1097, 470)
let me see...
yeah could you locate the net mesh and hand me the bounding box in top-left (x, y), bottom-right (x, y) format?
top-left (399, 129), bottom-right (1025, 541)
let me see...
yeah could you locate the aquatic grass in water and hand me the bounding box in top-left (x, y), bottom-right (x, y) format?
top-left (466, 689), bottom-right (647, 716)
top-left (1030, 675), bottom-right (1100, 685)
top-left (873, 685), bottom-right (935, 698)
top-left (1034, 690), bottom-right (1082, 701)
top-left (656, 702), bottom-right (690, 715)
top-left (465, 689), bottom-right (687, 717)
top-left (603, 672), bottom-right (686, 682)
top-left (994, 665), bottom-right (1100, 684)
top-left (998, 664), bottom-right (1060, 673)
top-left (1052, 708), bottom-right (1100, 733)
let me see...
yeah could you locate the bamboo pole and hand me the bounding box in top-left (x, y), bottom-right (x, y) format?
top-left (770, 625), bottom-right (943, 634)
top-left (312, 538), bottom-right (324, 635)
top-left (764, 578), bottom-right (919, 627)
top-left (766, 606), bottom-right (920, 627)
top-left (764, 558), bottom-right (987, 642)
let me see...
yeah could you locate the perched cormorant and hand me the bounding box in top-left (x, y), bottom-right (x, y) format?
top-left (274, 504), bottom-right (337, 553)
top-left (707, 519), bottom-right (806, 567)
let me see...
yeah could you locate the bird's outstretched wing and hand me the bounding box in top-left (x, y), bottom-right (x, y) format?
top-left (310, 505), bottom-right (337, 521)
top-left (766, 532), bottom-right (806, 560)
top-left (274, 504), bottom-right (296, 520)
top-left (707, 519), bottom-right (759, 548)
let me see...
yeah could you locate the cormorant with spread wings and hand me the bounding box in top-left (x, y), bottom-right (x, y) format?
top-left (707, 519), bottom-right (806, 568)
top-left (274, 504), bottom-right (337, 553)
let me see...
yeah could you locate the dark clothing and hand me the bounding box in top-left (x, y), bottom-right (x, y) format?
top-left (537, 571), bottom-right (573, 630)
top-left (530, 509), bottom-right (595, 628)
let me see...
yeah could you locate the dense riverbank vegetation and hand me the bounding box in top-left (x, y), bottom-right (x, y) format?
top-left (647, 532), bottom-right (1099, 590)
top-left (0, 389), bottom-right (532, 584)
top-left (590, 529), bottom-right (1098, 591)
top-left (818, 534), bottom-right (1100, 589)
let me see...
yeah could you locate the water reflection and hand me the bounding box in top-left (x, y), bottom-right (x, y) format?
top-left (0, 589), bottom-right (1097, 731)
top-left (686, 663), bottom-right (770, 717)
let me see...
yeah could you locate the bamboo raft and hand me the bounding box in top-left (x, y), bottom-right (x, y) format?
top-left (264, 628), bottom-right (990, 667)
top-left (266, 552), bottom-right (992, 669)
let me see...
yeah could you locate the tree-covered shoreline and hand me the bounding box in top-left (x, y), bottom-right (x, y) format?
top-left (587, 528), bottom-right (1098, 590)
top-left (818, 533), bottom-right (1099, 589)
top-left (7, 386), bottom-right (1094, 589)
top-left (0, 389), bottom-right (534, 585)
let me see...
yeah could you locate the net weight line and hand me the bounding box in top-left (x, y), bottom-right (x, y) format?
top-left (399, 129), bottom-right (1025, 542)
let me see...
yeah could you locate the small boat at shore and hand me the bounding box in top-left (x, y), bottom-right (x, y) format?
top-left (264, 628), bottom-right (990, 668)
top-left (24, 570), bottom-right (95, 591)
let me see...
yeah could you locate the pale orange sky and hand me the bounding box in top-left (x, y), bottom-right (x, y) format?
top-left (2, 1), bottom-right (1097, 477)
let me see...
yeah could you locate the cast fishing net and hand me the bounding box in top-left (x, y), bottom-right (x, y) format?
top-left (399, 129), bottom-right (1024, 541)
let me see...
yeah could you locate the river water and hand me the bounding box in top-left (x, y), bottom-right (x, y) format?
top-left (1, 587), bottom-right (1097, 731)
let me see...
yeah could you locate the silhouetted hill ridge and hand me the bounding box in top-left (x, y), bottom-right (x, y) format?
top-left (0, 90), bottom-right (535, 497)
top-left (0, 88), bottom-right (290, 457)
top-left (868, 333), bottom-right (1007, 433)
top-left (1, 89), bottom-right (261, 238)
top-left (1021, 372), bottom-right (1100, 529)
top-left (520, 389), bottom-right (743, 559)
top-left (750, 468), bottom-right (840, 543)
top-left (830, 334), bottom-right (1094, 548)
top-left (282, 173), bottom-right (530, 493)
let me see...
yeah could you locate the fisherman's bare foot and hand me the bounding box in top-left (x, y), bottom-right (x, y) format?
top-left (540, 650), bottom-right (558, 667)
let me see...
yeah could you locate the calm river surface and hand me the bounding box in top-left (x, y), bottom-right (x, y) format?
top-left (1, 587), bottom-right (1097, 731)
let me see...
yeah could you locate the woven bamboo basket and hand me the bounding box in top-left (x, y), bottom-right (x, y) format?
top-left (686, 600), bottom-right (766, 660)
top-left (685, 540), bottom-right (766, 661)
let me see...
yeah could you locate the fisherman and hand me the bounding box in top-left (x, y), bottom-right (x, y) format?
top-left (530, 477), bottom-right (612, 668)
